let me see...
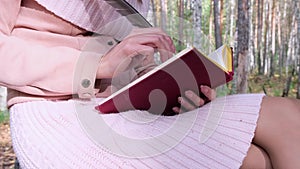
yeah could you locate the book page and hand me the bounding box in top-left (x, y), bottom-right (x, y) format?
top-left (207, 45), bottom-right (226, 70)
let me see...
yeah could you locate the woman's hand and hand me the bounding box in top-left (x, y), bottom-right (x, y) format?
top-left (172, 85), bottom-right (217, 113)
top-left (96, 28), bottom-right (175, 79)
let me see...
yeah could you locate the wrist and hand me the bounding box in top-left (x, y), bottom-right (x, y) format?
top-left (96, 56), bottom-right (114, 79)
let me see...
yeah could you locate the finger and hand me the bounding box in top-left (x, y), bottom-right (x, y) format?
top-left (200, 85), bottom-right (217, 101)
top-left (112, 44), bottom-right (156, 75)
top-left (172, 107), bottom-right (180, 114)
top-left (125, 34), bottom-right (174, 63)
top-left (126, 33), bottom-right (175, 54)
top-left (172, 106), bottom-right (186, 114)
top-left (128, 45), bottom-right (155, 66)
top-left (185, 90), bottom-right (205, 107)
top-left (178, 97), bottom-right (196, 111)
top-left (158, 35), bottom-right (175, 62)
top-left (127, 27), bottom-right (176, 54)
top-left (157, 48), bottom-right (172, 63)
top-left (129, 27), bottom-right (169, 37)
top-left (149, 36), bottom-right (174, 62)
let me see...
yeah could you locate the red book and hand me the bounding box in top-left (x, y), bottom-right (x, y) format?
top-left (95, 45), bottom-right (234, 115)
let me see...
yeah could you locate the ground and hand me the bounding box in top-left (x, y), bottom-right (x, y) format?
top-left (0, 122), bottom-right (15, 169)
top-left (248, 74), bottom-right (298, 97)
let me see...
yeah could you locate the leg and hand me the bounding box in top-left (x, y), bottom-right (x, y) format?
top-left (241, 144), bottom-right (272, 169)
top-left (253, 96), bottom-right (300, 169)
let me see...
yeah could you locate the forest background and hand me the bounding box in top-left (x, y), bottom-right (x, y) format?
top-left (147, 0), bottom-right (300, 99)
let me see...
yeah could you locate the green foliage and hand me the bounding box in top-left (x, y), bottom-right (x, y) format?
top-left (215, 73), bottom-right (298, 98)
top-left (273, 89), bottom-right (281, 96)
top-left (0, 109), bottom-right (9, 124)
top-left (216, 84), bottom-right (232, 97)
top-left (248, 74), bottom-right (298, 98)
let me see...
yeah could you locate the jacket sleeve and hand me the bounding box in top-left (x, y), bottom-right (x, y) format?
top-left (0, 0), bottom-right (115, 98)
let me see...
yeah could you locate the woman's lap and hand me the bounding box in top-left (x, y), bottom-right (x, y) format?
top-left (10, 94), bottom-right (265, 169)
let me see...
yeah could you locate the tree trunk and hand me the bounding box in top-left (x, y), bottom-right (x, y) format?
top-left (229, 0), bottom-right (236, 40)
top-left (224, 0), bottom-right (235, 46)
top-left (256, 0), bottom-right (263, 74)
top-left (249, 0), bottom-right (255, 72)
top-left (285, 0), bottom-right (294, 76)
top-left (262, 0), bottom-right (269, 75)
top-left (236, 0), bottom-right (250, 93)
top-left (269, 0), bottom-right (276, 77)
top-left (209, 0), bottom-right (214, 51)
top-left (277, 1), bottom-right (283, 76)
top-left (178, 0), bottom-right (184, 50)
top-left (287, 9), bottom-right (297, 76)
top-left (213, 0), bottom-right (223, 49)
top-left (192, 0), bottom-right (202, 49)
top-left (220, 0), bottom-right (224, 35)
top-left (296, 1), bottom-right (300, 99)
top-left (150, 0), bottom-right (157, 26)
top-left (160, 0), bottom-right (167, 31)
top-left (0, 86), bottom-right (7, 111)
top-left (282, 68), bottom-right (295, 97)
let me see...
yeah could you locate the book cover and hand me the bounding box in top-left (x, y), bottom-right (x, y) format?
top-left (95, 45), bottom-right (234, 115)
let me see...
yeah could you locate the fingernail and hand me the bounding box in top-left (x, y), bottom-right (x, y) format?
top-left (178, 97), bottom-right (182, 103)
top-left (172, 107), bottom-right (179, 113)
top-left (201, 86), bottom-right (208, 93)
top-left (199, 99), bottom-right (205, 106)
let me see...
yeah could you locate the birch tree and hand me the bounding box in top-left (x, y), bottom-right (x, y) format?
top-left (269, 0), bottom-right (276, 77)
top-left (149, 0), bottom-right (158, 26)
top-left (0, 86), bottom-right (6, 111)
top-left (213, 0), bottom-right (223, 48)
top-left (178, 0), bottom-right (185, 50)
top-left (236, 0), bottom-right (250, 93)
top-left (192, 0), bottom-right (203, 49)
top-left (160, 0), bottom-right (167, 30)
top-left (296, 1), bottom-right (300, 99)
top-left (209, 0), bottom-right (214, 52)
top-left (256, 0), bottom-right (263, 74)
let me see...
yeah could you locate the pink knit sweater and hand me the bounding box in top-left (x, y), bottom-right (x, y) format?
top-left (34, 0), bottom-right (150, 40)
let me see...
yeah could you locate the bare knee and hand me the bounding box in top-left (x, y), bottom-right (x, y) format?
top-left (256, 97), bottom-right (300, 141)
top-left (253, 96), bottom-right (300, 168)
top-left (241, 144), bottom-right (272, 169)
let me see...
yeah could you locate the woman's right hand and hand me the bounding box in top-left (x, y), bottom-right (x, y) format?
top-left (96, 28), bottom-right (175, 79)
top-left (172, 86), bottom-right (217, 114)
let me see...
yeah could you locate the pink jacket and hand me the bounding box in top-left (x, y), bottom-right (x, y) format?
top-left (0, 0), bottom-right (144, 106)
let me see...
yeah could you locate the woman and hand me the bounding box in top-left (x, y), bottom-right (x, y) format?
top-left (0, 0), bottom-right (299, 168)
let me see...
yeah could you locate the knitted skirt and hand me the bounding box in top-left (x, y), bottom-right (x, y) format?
top-left (10, 94), bottom-right (264, 169)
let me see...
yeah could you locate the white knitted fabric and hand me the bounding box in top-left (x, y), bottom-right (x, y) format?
top-left (34, 0), bottom-right (150, 40)
top-left (10, 94), bottom-right (265, 169)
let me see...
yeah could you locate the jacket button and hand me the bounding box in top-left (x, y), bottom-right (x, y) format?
top-left (81, 79), bottom-right (91, 88)
top-left (107, 41), bottom-right (114, 46)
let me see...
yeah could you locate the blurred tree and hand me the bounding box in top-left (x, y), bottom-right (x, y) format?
top-left (192, 0), bottom-right (202, 49)
top-left (295, 1), bottom-right (300, 99)
top-left (213, 0), bottom-right (223, 48)
top-left (236, 0), bottom-right (250, 93)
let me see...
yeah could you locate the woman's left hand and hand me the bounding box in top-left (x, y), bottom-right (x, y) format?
top-left (172, 85), bottom-right (216, 113)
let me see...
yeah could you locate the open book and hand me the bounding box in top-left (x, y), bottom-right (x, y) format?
top-left (95, 45), bottom-right (234, 115)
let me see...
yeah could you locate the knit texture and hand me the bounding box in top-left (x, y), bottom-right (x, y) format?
top-left (10, 94), bottom-right (264, 169)
top-left (34, 0), bottom-right (150, 40)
